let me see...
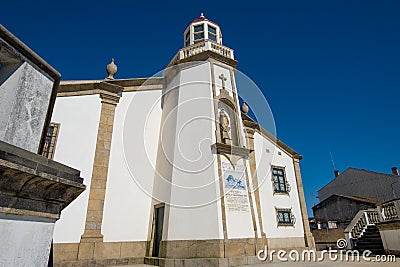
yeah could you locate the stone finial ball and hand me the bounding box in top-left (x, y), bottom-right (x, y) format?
top-left (241, 102), bottom-right (249, 114)
top-left (106, 58), bottom-right (118, 80)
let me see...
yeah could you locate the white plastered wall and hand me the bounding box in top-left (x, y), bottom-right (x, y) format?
top-left (102, 90), bottom-right (162, 241)
top-left (52, 94), bottom-right (102, 243)
top-left (163, 62), bottom-right (223, 240)
top-left (254, 132), bottom-right (305, 239)
top-left (0, 215), bottom-right (55, 266)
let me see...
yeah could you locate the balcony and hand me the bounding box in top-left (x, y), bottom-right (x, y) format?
top-left (168, 40), bottom-right (235, 66)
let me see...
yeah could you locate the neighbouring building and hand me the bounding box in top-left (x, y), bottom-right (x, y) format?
top-left (0, 25), bottom-right (85, 266)
top-left (50, 14), bottom-right (315, 266)
top-left (375, 198), bottom-right (400, 255)
top-left (312, 167), bottom-right (400, 253)
top-left (318, 167), bottom-right (400, 203)
top-left (313, 194), bottom-right (379, 229)
top-left (311, 194), bottom-right (379, 250)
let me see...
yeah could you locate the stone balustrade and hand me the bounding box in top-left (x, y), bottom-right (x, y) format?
top-left (381, 199), bottom-right (400, 221)
top-left (168, 40), bottom-right (235, 66)
top-left (345, 209), bottom-right (380, 240)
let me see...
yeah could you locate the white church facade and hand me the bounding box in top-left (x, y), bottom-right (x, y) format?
top-left (50, 15), bottom-right (314, 266)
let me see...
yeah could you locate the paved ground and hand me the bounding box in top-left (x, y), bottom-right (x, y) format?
top-left (114, 261), bottom-right (399, 267)
top-left (112, 256), bottom-right (398, 267)
top-left (246, 257), bottom-right (398, 267)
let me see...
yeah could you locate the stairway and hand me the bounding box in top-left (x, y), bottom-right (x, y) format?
top-left (353, 225), bottom-right (385, 254)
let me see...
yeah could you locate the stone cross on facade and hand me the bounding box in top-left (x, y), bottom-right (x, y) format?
top-left (219, 73), bottom-right (227, 90)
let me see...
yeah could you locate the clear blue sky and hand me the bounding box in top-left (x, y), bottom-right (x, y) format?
top-left (3, 0), bottom-right (400, 214)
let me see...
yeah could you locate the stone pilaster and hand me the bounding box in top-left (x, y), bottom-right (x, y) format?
top-left (244, 128), bottom-right (265, 234)
top-left (293, 158), bottom-right (315, 248)
top-left (78, 92), bottom-right (120, 259)
top-left (244, 128), bottom-right (268, 251)
top-left (216, 155), bottom-right (228, 240)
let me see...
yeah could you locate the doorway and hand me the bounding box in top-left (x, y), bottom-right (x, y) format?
top-left (152, 205), bottom-right (164, 257)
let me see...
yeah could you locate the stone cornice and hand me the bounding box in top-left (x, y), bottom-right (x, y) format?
top-left (57, 77), bottom-right (164, 96)
top-left (173, 50), bottom-right (238, 69)
top-left (244, 127), bottom-right (256, 137)
top-left (0, 141), bottom-right (85, 216)
top-left (96, 81), bottom-right (123, 94)
top-left (242, 112), bottom-right (302, 160)
top-left (211, 143), bottom-right (252, 158)
top-left (0, 207), bottom-right (59, 220)
top-left (96, 82), bottom-right (123, 105)
top-left (109, 77), bottom-right (164, 88)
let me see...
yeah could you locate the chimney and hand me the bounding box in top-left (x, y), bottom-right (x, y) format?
top-left (334, 170), bottom-right (340, 177)
top-left (392, 167), bottom-right (399, 176)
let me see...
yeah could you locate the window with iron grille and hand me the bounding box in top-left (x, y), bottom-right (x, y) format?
top-left (272, 167), bottom-right (290, 194)
top-left (276, 208), bottom-right (295, 226)
top-left (42, 123), bottom-right (60, 159)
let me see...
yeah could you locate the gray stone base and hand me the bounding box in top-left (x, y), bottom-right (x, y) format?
top-left (54, 257), bottom-right (144, 267)
top-left (144, 256), bottom-right (266, 267)
top-left (53, 256), bottom-right (267, 267)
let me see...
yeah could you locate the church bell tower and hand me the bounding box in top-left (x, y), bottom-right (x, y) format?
top-left (149, 14), bottom-right (264, 265)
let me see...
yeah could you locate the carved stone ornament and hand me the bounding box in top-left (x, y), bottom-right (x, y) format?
top-left (241, 102), bottom-right (249, 114)
top-left (106, 58), bottom-right (118, 80)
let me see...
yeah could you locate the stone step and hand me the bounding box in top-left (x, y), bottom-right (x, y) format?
top-left (362, 232), bottom-right (381, 236)
top-left (356, 240), bottom-right (383, 244)
top-left (108, 265), bottom-right (158, 267)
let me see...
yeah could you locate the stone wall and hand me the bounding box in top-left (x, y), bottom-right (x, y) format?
top-left (54, 241), bottom-right (147, 266)
top-left (376, 219), bottom-right (400, 255)
top-left (159, 238), bottom-right (265, 259)
top-left (311, 228), bottom-right (345, 250)
top-left (0, 62), bottom-right (53, 153)
top-left (0, 24), bottom-right (60, 154)
top-left (0, 214), bottom-right (55, 267)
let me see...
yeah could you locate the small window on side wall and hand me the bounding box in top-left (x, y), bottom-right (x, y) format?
top-left (272, 167), bottom-right (290, 194)
top-left (42, 122), bottom-right (60, 159)
top-left (276, 208), bottom-right (295, 226)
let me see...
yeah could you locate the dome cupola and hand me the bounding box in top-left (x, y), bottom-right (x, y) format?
top-left (167, 14), bottom-right (234, 66)
top-left (183, 13), bottom-right (222, 47)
